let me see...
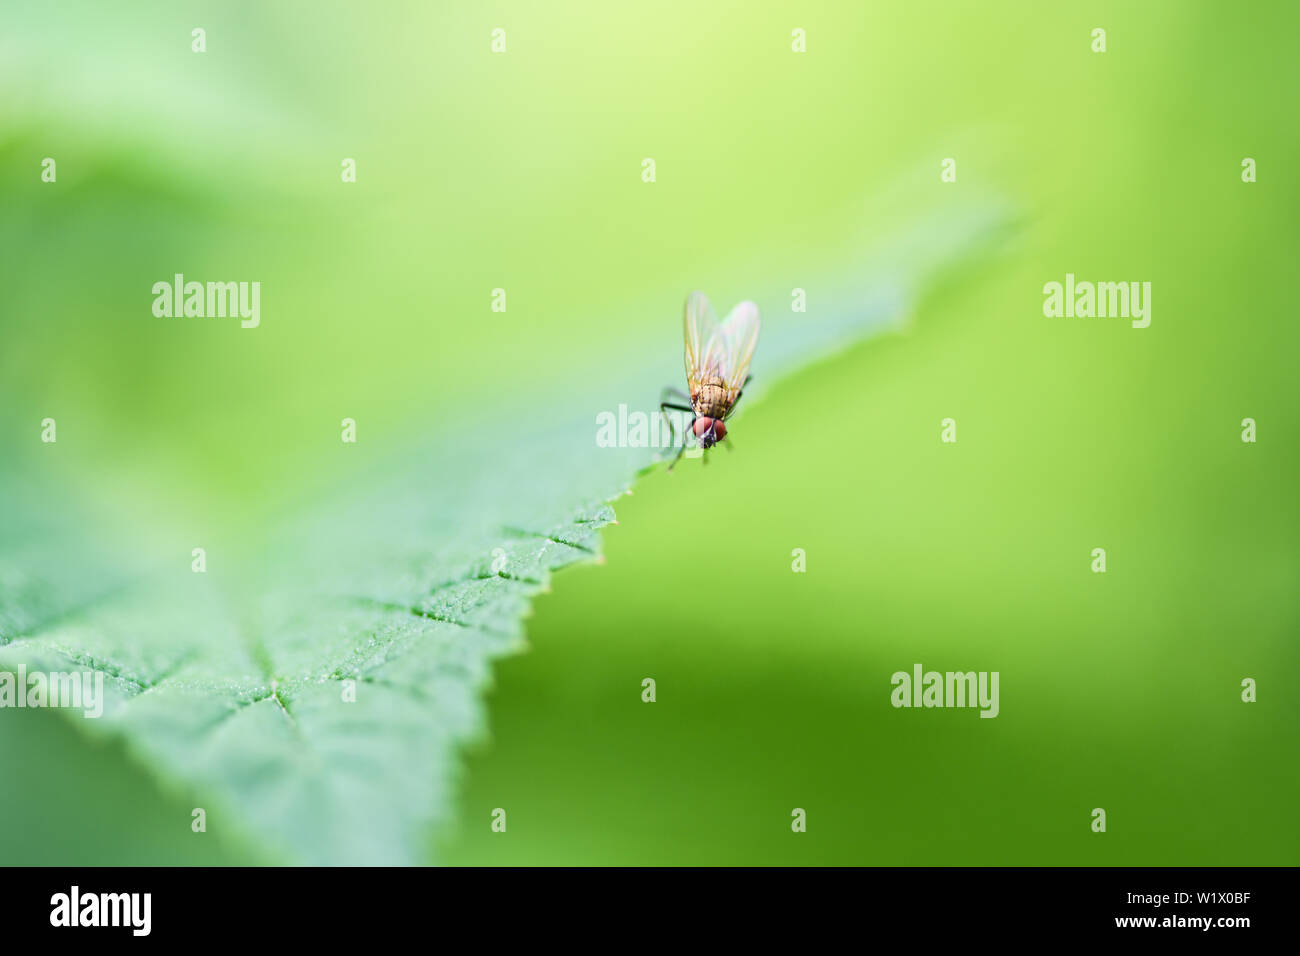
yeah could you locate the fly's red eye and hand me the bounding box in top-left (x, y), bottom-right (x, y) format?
top-left (693, 417), bottom-right (712, 437)
top-left (713, 421), bottom-right (726, 441)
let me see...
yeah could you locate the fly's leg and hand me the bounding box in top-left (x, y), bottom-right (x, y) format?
top-left (725, 376), bottom-right (752, 420)
top-left (660, 401), bottom-right (692, 450)
top-left (660, 401), bottom-right (694, 471)
top-left (661, 386), bottom-right (691, 404)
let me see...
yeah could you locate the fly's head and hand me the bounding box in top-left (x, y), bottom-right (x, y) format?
top-left (693, 416), bottom-right (726, 449)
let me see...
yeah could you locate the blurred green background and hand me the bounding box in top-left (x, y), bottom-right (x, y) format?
top-left (2, 0), bottom-right (1297, 864)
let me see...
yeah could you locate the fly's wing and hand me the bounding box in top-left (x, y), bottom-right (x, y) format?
top-left (714, 300), bottom-right (761, 396)
top-left (683, 291), bottom-right (720, 389)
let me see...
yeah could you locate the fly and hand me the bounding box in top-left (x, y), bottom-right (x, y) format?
top-left (660, 291), bottom-right (761, 469)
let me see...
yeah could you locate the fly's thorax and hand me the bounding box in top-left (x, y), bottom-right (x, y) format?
top-left (691, 376), bottom-right (732, 420)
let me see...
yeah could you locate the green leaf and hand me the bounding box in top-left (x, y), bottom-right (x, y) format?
top-left (2, 13), bottom-right (1014, 848)
top-left (0, 198), bottom-right (1008, 863)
